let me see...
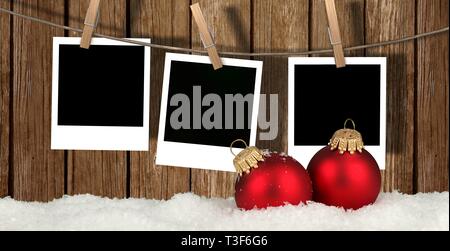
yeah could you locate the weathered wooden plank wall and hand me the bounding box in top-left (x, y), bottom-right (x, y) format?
top-left (366, 0), bottom-right (416, 193)
top-left (0, 0), bottom-right (10, 198)
top-left (254, 0), bottom-right (309, 154)
top-left (0, 0), bottom-right (448, 201)
top-left (129, 0), bottom-right (191, 199)
top-left (190, 0), bottom-right (251, 198)
top-left (66, 0), bottom-right (128, 199)
top-left (416, 0), bottom-right (449, 192)
top-left (11, 0), bottom-right (65, 202)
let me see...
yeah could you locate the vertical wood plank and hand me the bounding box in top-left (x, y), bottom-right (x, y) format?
top-left (12, 0), bottom-right (65, 201)
top-left (307, 0), bottom-right (365, 163)
top-left (416, 0), bottom-right (449, 192)
top-left (67, 0), bottom-right (127, 198)
top-left (129, 0), bottom-right (191, 199)
top-left (253, 0), bottom-right (309, 154)
top-left (0, 0), bottom-right (11, 197)
top-left (310, 0), bottom-right (375, 182)
top-left (311, 0), bottom-right (381, 187)
top-left (366, 0), bottom-right (415, 193)
top-left (190, 0), bottom-right (251, 198)
top-left (310, 0), bottom-right (365, 57)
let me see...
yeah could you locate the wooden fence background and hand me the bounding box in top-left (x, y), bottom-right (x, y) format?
top-left (0, 0), bottom-right (448, 202)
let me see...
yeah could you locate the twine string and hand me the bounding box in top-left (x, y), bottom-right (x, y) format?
top-left (1, 7), bottom-right (448, 57)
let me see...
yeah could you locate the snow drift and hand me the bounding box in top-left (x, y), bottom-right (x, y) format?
top-left (0, 191), bottom-right (448, 231)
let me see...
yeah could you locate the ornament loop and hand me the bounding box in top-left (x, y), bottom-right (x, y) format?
top-left (329, 119), bottom-right (364, 154)
top-left (231, 139), bottom-right (264, 175)
top-left (344, 118), bottom-right (356, 130)
top-left (230, 139), bottom-right (248, 156)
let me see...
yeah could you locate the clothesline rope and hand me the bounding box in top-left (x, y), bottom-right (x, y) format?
top-left (1, 7), bottom-right (448, 57)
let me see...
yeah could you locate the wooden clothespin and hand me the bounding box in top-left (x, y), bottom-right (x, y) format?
top-left (80, 0), bottom-right (101, 49)
top-left (190, 3), bottom-right (223, 70)
top-left (324, 0), bottom-right (346, 68)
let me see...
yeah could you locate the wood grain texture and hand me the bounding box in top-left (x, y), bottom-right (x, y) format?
top-left (365, 0), bottom-right (415, 193)
top-left (190, 0), bottom-right (251, 198)
top-left (129, 0), bottom-right (191, 199)
top-left (0, 0), bottom-right (10, 198)
top-left (416, 0), bottom-right (449, 192)
top-left (311, 0), bottom-right (365, 57)
top-left (67, 0), bottom-right (127, 198)
top-left (12, 0), bottom-right (65, 201)
top-left (0, 0), bottom-right (448, 201)
top-left (253, 0), bottom-right (309, 154)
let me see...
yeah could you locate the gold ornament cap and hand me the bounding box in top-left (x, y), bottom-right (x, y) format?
top-left (328, 119), bottom-right (364, 154)
top-left (230, 139), bottom-right (264, 175)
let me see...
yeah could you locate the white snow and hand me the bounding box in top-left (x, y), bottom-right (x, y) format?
top-left (0, 192), bottom-right (448, 231)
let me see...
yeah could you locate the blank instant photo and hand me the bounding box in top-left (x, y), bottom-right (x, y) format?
top-left (157, 53), bottom-right (263, 172)
top-left (288, 57), bottom-right (387, 169)
top-left (51, 37), bottom-right (151, 151)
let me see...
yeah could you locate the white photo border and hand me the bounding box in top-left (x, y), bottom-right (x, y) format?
top-left (51, 37), bottom-right (151, 151)
top-left (288, 57), bottom-right (387, 169)
top-left (156, 53), bottom-right (263, 172)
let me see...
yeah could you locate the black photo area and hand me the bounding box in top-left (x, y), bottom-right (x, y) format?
top-left (164, 61), bottom-right (257, 148)
top-left (58, 45), bottom-right (145, 127)
top-left (294, 64), bottom-right (381, 145)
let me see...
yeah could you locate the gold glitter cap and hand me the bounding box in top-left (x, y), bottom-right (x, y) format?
top-left (230, 139), bottom-right (264, 175)
top-left (328, 119), bottom-right (364, 154)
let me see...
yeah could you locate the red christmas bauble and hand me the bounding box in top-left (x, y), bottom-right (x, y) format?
top-left (235, 152), bottom-right (312, 210)
top-left (307, 121), bottom-right (381, 210)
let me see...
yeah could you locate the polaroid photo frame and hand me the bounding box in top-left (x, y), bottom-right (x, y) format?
top-left (288, 57), bottom-right (387, 169)
top-left (157, 53), bottom-right (263, 172)
top-left (51, 37), bottom-right (151, 151)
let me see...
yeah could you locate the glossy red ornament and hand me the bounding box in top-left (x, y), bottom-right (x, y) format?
top-left (235, 152), bottom-right (312, 210)
top-left (308, 145), bottom-right (381, 210)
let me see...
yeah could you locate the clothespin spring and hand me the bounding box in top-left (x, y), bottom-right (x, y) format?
top-left (327, 27), bottom-right (342, 46)
top-left (190, 3), bottom-right (223, 70)
top-left (84, 11), bottom-right (100, 29)
top-left (199, 28), bottom-right (216, 49)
